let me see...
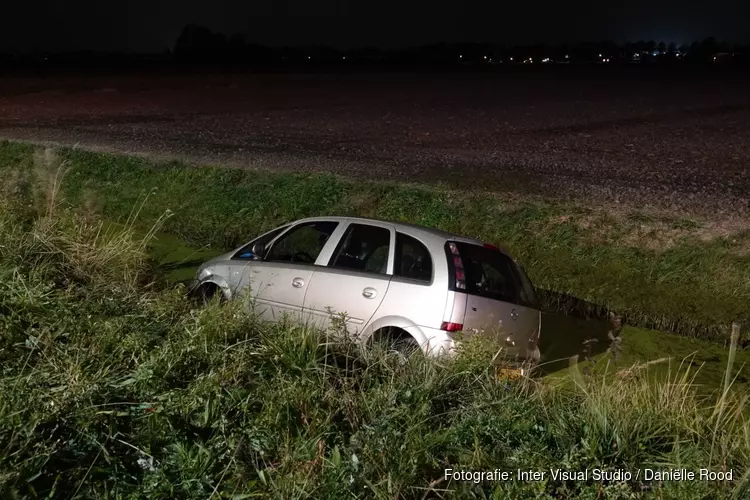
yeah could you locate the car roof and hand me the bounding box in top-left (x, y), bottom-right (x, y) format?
top-left (294, 215), bottom-right (485, 246)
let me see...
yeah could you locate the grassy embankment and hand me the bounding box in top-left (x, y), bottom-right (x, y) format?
top-left (1, 152), bottom-right (749, 498)
top-left (1, 140), bottom-right (749, 390)
top-left (2, 141), bottom-right (748, 342)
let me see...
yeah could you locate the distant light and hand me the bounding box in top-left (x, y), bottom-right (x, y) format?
top-left (565, 54), bottom-right (570, 59)
top-left (484, 56), bottom-right (488, 59)
top-left (342, 56), bottom-right (346, 60)
top-left (459, 54), bottom-right (463, 58)
top-left (509, 57), bottom-right (513, 61)
top-left (599, 53), bottom-right (602, 57)
top-left (308, 56), bottom-right (311, 60)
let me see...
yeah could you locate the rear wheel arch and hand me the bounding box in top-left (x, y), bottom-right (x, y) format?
top-left (369, 326), bottom-right (422, 356)
top-left (362, 315), bottom-right (420, 343)
top-left (370, 325), bottom-right (412, 345)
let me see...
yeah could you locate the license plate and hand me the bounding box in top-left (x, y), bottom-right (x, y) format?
top-left (496, 367), bottom-right (524, 380)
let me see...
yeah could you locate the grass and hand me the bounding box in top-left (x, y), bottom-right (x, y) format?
top-left (1, 140), bottom-right (748, 343)
top-left (110, 221), bottom-right (222, 284)
top-left (1, 139), bottom-right (748, 391)
top-left (116, 225), bottom-right (750, 396)
top-left (107, 218), bottom-right (750, 397)
top-left (1, 162), bottom-right (750, 499)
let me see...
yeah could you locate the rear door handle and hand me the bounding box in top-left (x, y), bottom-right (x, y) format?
top-left (362, 287), bottom-right (377, 299)
top-left (292, 277), bottom-right (305, 288)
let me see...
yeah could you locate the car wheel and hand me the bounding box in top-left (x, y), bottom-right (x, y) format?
top-left (190, 282), bottom-right (225, 306)
top-left (375, 330), bottom-right (422, 364)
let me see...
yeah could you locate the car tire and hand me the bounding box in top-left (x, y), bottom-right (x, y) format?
top-left (374, 329), bottom-right (422, 364)
top-left (190, 282), bottom-right (225, 306)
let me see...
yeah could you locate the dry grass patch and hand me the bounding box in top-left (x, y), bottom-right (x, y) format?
top-left (561, 208), bottom-right (750, 254)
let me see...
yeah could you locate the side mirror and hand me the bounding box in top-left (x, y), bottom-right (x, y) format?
top-left (251, 241), bottom-right (266, 260)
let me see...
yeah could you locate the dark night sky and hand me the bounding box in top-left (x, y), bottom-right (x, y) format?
top-left (2, 0), bottom-right (749, 53)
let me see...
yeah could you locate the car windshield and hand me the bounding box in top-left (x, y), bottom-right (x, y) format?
top-left (233, 224), bottom-right (290, 260)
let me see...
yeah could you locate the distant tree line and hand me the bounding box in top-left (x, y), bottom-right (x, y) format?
top-left (170, 25), bottom-right (749, 66)
top-left (2, 25), bottom-right (748, 70)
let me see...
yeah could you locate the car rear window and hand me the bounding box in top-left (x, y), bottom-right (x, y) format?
top-left (512, 261), bottom-right (539, 309)
top-left (447, 242), bottom-right (538, 308)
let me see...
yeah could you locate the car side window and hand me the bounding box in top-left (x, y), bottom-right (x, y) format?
top-left (329, 223), bottom-right (391, 274)
top-left (233, 224), bottom-right (290, 260)
top-left (394, 233), bottom-right (432, 282)
top-left (265, 221), bottom-right (339, 264)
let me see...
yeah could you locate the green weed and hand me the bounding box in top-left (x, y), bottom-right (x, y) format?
top-left (0, 196), bottom-right (749, 498)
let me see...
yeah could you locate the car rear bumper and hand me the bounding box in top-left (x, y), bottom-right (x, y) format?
top-left (403, 325), bottom-right (458, 358)
top-left (406, 325), bottom-right (541, 366)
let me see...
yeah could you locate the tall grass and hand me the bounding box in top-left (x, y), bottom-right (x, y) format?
top-left (2, 141), bottom-right (747, 341)
top-left (1, 163), bottom-right (749, 498)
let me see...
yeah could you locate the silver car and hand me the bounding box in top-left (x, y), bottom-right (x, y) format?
top-left (192, 216), bottom-right (541, 363)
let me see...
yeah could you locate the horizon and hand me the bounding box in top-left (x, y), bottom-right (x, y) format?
top-left (2, 0), bottom-right (749, 54)
top-left (2, 35), bottom-right (748, 57)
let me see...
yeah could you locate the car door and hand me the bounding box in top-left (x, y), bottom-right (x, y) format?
top-left (302, 221), bottom-right (394, 334)
top-left (239, 220), bottom-right (340, 323)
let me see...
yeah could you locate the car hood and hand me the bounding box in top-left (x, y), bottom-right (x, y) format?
top-left (197, 250), bottom-right (236, 275)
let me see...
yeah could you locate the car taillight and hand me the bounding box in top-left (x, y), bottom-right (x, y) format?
top-left (448, 242), bottom-right (466, 290)
top-left (483, 243), bottom-right (501, 251)
top-left (441, 322), bottom-right (464, 332)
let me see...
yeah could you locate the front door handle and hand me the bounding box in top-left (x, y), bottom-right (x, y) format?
top-left (292, 277), bottom-right (305, 288)
top-left (362, 287), bottom-right (377, 299)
